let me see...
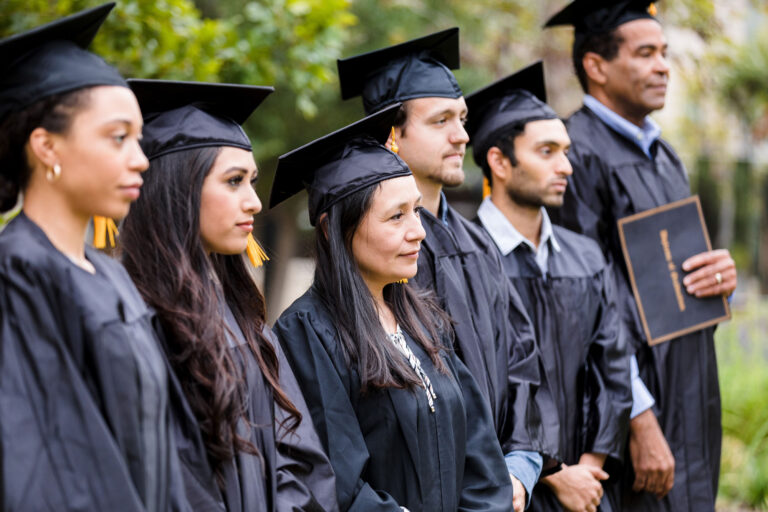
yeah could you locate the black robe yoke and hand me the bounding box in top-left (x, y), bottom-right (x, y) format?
top-left (553, 105), bottom-right (721, 511)
top-left (0, 213), bottom-right (188, 511)
top-left (273, 290), bottom-right (513, 512)
top-left (415, 205), bottom-right (559, 460)
top-left (481, 222), bottom-right (632, 511)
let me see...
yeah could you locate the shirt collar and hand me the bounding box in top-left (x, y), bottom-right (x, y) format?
top-left (477, 197), bottom-right (560, 257)
top-left (583, 95), bottom-right (662, 158)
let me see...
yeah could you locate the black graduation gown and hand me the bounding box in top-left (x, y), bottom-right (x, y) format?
top-left (157, 302), bottom-right (338, 512)
top-left (479, 222), bottom-right (632, 511)
top-left (552, 105), bottom-right (722, 512)
top-left (0, 213), bottom-right (188, 511)
top-left (273, 289), bottom-right (514, 512)
top-left (415, 204), bottom-right (559, 460)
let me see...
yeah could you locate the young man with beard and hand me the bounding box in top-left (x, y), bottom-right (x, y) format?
top-left (544, 1), bottom-right (737, 510)
top-left (468, 62), bottom-right (632, 512)
top-left (337, 29), bottom-right (560, 512)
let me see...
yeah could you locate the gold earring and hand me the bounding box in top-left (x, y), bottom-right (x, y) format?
top-left (46, 163), bottom-right (62, 182)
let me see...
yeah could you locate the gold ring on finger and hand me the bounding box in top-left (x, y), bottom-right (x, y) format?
top-left (715, 272), bottom-right (723, 285)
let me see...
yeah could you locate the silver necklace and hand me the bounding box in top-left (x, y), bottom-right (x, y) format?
top-left (388, 326), bottom-right (437, 413)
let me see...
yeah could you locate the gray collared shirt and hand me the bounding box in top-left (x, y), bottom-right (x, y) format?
top-left (477, 197), bottom-right (654, 419)
top-left (477, 197), bottom-right (560, 277)
top-left (583, 95), bottom-right (662, 159)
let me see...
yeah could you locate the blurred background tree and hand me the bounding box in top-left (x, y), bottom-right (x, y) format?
top-left (2, 2), bottom-right (767, 508)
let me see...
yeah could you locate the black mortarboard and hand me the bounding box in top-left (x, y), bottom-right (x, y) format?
top-left (0, 3), bottom-right (127, 122)
top-left (337, 28), bottom-right (462, 114)
top-left (270, 104), bottom-right (411, 225)
top-left (465, 61), bottom-right (558, 167)
top-left (544, 0), bottom-right (659, 52)
top-left (128, 79), bottom-right (274, 160)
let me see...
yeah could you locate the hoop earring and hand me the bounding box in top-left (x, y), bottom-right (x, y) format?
top-left (46, 163), bottom-right (62, 182)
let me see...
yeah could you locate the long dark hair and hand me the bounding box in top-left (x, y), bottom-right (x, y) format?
top-left (313, 183), bottom-right (451, 392)
top-left (120, 146), bottom-right (301, 484)
top-left (0, 89), bottom-right (92, 212)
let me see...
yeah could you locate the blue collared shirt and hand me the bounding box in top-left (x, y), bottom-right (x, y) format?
top-left (478, 197), bottom-right (654, 423)
top-left (583, 95), bottom-right (661, 159)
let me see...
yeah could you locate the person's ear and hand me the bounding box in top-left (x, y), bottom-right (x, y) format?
top-left (487, 146), bottom-right (511, 186)
top-left (317, 212), bottom-right (330, 240)
top-left (27, 127), bottom-right (61, 170)
top-left (583, 51), bottom-right (609, 87)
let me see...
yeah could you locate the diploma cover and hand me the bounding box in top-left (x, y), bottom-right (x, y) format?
top-left (618, 196), bottom-right (730, 345)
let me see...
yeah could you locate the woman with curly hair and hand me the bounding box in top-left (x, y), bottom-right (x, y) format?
top-left (120, 79), bottom-right (337, 512)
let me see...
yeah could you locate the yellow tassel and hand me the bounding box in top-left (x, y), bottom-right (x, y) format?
top-left (396, 278), bottom-right (408, 284)
top-left (93, 216), bottom-right (119, 248)
top-left (482, 177), bottom-right (491, 199)
top-left (648, 3), bottom-right (657, 16)
top-left (390, 126), bottom-right (399, 154)
top-left (246, 233), bottom-right (269, 267)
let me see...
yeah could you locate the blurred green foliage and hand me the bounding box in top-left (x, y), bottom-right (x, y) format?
top-left (0, 0), bottom-right (356, 159)
top-left (716, 300), bottom-right (768, 510)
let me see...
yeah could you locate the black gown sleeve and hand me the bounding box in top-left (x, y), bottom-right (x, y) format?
top-left (484, 245), bottom-right (559, 462)
top-left (273, 310), bottom-right (401, 512)
top-left (583, 264), bottom-right (632, 461)
top-left (453, 353), bottom-right (516, 512)
top-left (558, 145), bottom-right (613, 251)
top-left (0, 259), bottom-right (146, 511)
top-left (267, 330), bottom-right (339, 512)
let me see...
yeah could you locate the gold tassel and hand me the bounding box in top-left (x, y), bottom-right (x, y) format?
top-left (390, 126), bottom-right (399, 154)
top-left (482, 177), bottom-right (491, 199)
top-left (93, 216), bottom-right (119, 248)
top-left (648, 3), bottom-right (657, 16)
top-left (246, 233), bottom-right (269, 267)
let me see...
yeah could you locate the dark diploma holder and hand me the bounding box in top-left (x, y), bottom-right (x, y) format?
top-left (618, 196), bottom-right (730, 345)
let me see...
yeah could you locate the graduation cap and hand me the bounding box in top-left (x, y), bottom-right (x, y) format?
top-left (0, 2), bottom-right (127, 122)
top-left (337, 28), bottom-right (462, 114)
top-left (465, 61), bottom-right (558, 168)
top-left (544, 0), bottom-right (659, 52)
top-left (270, 104), bottom-right (411, 225)
top-left (127, 79), bottom-right (274, 161)
top-left (128, 79), bottom-right (274, 266)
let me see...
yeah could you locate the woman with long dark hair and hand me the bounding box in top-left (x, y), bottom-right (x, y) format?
top-left (0, 5), bottom-right (191, 511)
top-left (120, 79), bottom-right (337, 512)
top-left (271, 107), bottom-right (514, 511)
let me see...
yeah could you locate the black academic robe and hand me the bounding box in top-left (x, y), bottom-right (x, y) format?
top-left (478, 221), bottom-right (632, 511)
top-left (552, 105), bottom-right (722, 512)
top-left (416, 204), bottom-right (559, 461)
top-left (156, 302), bottom-right (338, 512)
top-left (0, 213), bottom-right (188, 511)
top-left (273, 289), bottom-right (514, 512)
